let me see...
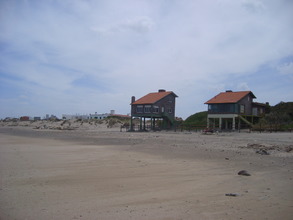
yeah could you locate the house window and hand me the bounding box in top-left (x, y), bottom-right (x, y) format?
top-left (252, 108), bottom-right (258, 116)
top-left (260, 108), bottom-right (263, 114)
top-left (137, 105), bottom-right (143, 113)
top-left (153, 106), bottom-right (159, 113)
top-left (240, 105), bottom-right (245, 114)
top-left (144, 105), bottom-right (151, 113)
top-left (168, 108), bottom-right (172, 113)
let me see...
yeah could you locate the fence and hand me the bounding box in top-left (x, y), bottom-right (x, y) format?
top-left (251, 124), bottom-right (293, 133)
top-left (121, 124), bottom-right (207, 132)
top-left (120, 125), bottom-right (162, 132)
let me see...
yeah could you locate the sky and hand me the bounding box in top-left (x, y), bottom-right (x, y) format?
top-left (0, 0), bottom-right (293, 119)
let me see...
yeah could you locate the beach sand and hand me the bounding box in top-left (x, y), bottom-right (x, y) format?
top-left (0, 126), bottom-right (292, 219)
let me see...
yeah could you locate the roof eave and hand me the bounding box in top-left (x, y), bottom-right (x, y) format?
top-left (205, 101), bottom-right (237, 104)
top-left (132, 91), bottom-right (178, 105)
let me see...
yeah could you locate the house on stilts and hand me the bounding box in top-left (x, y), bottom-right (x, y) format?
top-left (205, 90), bottom-right (267, 131)
top-left (130, 89), bottom-right (178, 131)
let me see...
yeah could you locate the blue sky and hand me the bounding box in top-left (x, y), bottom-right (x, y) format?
top-left (0, 0), bottom-right (292, 119)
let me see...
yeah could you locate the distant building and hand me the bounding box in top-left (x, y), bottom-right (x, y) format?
top-left (89, 112), bottom-right (109, 120)
top-left (20, 116), bottom-right (30, 121)
top-left (62, 110), bottom-right (129, 120)
top-left (62, 114), bottom-right (74, 120)
top-left (44, 114), bottom-right (58, 120)
top-left (62, 114), bottom-right (89, 120)
top-left (205, 90), bottom-right (267, 130)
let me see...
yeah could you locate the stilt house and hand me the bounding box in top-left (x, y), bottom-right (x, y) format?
top-left (205, 90), bottom-right (267, 130)
top-left (130, 89), bottom-right (178, 130)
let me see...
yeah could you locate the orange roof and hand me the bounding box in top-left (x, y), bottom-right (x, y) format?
top-left (132, 91), bottom-right (178, 105)
top-left (205, 91), bottom-right (256, 104)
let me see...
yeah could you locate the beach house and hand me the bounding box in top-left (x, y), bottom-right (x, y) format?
top-left (130, 89), bottom-right (178, 130)
top-left (205, 90), bottom-right (267, 130)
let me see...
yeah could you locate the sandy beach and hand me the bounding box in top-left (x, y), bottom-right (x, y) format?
top-left (0, 125), bottom-right (292, 220)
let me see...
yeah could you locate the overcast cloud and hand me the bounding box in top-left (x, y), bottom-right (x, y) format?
top-left (0, 0), bottom-right (292, 119)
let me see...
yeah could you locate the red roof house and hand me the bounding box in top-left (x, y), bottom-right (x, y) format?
top-left (130, 89), bottom-right (178, 130)
top-left (205, 90), bottom-right (266, 130)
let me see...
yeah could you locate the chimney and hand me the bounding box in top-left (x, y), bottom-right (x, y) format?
top-left (158, 89), bottom-right (166, 92)
top-left (226, 90), bottom-right (232, 92)
top-left (131, 96), bottom-right (135, 103)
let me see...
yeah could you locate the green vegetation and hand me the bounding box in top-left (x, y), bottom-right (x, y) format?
top-left (105, 116), bottom-right (130, 128)
top-left (270, 101), bottom-right (293, 120)
top-left (180, 111), bottom-right (207, 130)
top-left (253, 102), bottom-right (293, 131)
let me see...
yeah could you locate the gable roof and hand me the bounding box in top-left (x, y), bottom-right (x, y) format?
top-left (205, 91), bottom-right (256, 104)
top-left (132, 91), bottom-right (178, 105)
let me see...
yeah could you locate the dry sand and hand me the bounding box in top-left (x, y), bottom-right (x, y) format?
top-left (0, 125), bottom-right (292, 220)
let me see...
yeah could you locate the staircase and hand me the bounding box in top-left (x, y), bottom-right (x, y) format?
top-left (162, 113), bottom-right (176, 129)
top-left (238, 115), bottom-right (253, 126)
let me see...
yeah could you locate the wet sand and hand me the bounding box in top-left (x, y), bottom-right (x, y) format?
top-left (0, 127), bottom-right (293, 219)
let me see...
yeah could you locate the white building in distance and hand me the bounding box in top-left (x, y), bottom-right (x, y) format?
top-left (62, 110), bottom-right (115, 120)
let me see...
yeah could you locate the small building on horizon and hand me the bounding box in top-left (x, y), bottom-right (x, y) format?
top-left (20, 116), bottom-right (30, 121)
top-left (62, 114), bottom-right (89, 120)
top-left (89, 112), bottom-right (109, 120)
top-left (62, 110), bottom-right (129, 120)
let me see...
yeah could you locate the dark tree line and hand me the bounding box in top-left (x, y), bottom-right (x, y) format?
top-left (258, 102), bottom-right (293, 131)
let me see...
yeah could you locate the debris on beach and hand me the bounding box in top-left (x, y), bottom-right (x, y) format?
top-left (225, 193), bottom-right (240, 197)
top-left (240, 143), bottom-right (293, 154)
top-left (238, 170), bottom-right (251, 176)
top-left (202, 128), bottom-right (214, 135)
top-left (284, 146), bottom-right (293, 152)
top-left (256, 149), bottom-right (270, 155)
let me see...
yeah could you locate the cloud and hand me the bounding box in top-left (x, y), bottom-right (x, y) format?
top-left (278, 62), bottom-right (293, 76)
top-left (0, 0), bottom-right (293, 119)
top-left (91, 16), bottom-right (154, 36)
top-left (241, 0), bottom-right (265, 13)
top-left (237, 82), bottom-right (250, 91)
top-left (120, 17), bottom-right (154, 33)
